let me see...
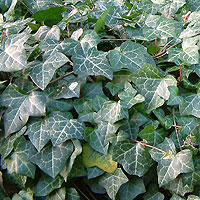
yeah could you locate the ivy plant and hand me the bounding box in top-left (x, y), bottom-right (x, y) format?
top-left (1, 0), bottom-right (200, 199)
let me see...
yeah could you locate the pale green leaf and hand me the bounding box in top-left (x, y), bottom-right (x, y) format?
top-left (109, 41), bottom-right (153, 72)
top-left (113, 140), bottom-right (153, 177)
top-left (150, 139), bottom-right (194, 186)
top-left (132, 64), bottom-right (177, 112)
top-left (164, 176), bottom-right (193, 197)
top-left (99, 168), bottom-right (128, 200)
top-left (29, 52), bottom-right (69, 90)
top-left (31, 141), bottom-right (74, 178)
top-left (0, 85), bottom-right (46, 136)
top-left (95, 101), bottom-right (128, 124)
top-left (180, 94), bottom-right (200, 118)
top-left (82, 144), bottom-right (117, 174)
top-left (170, 194), bottom-right (185, 200)
top-left (188, 195), bottom-right (200, 200)
top-left (0, 32), bottom-right (29, 72)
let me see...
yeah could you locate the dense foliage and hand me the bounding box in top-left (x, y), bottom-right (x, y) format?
top-left (1, 0), bottom-right (200, 199)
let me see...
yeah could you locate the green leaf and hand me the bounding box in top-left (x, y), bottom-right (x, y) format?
top-left (0, 85), bottom-right (46, 136)
top-left (167, 86), bottom-right (184, 106)
top-left (95, 101), bottom-right (128, 124)
top-left (32, 7), bottom-right (66, 26)
top-left (2, 136), bottom-right (36, 179)
top-left (23, 0), bottom-right (55, 13)
top-left (139, 125), bottom-right (167, 146)
top-left (132, 64), bottom-right (177, 112)
top-left (49, 187), bottom-right (66, 200)
top-left (170, 194), bottom-right (185, 200)
top-left (0, 126), bottom-right (26, 160)
top-left (180, 94), bottom-right (200, 118)
top-left (35, 174), bottom-right (63, 197)
top-left (163, 176), bottom-right (193, 196)
top-left (150, 138), bottom-right (194, 186)
top-left (94, 7), bottom-right (111, 33)
top-left (31, 141), bottom-right (74, 178)
top-left (48, 111), bottom-right (85, 146)
top-left (87, 167), bottom-right (104, 179)
top-left (0, 33), bottom-right (30, 72)
top-left (82, 144), bottom-right (117, 174)
top-left (188, 195), bottom-right (200, 200)
top-left (29, 52), bottom-right (69, 90)
top-left (99, 168), bottom-right (128, 200)
top-left (118, 81), bottom-right (145, 109)
top-left (118, 177), bottom-right (146, 200)
top-left (109, 41), bottom-right (153, 72)
top-left (66, 188), bottom-right (80, 200)
top-left (105, 82), bottom-right (124, 96)
top-left (72, 47), bottom-right (113, 80)
top-left (60, 139), bottom-right (82, 182)
top-left (26, 118), bottom-right (50, 152)
top-left (84, 127), bottom-right (109, 155)
top-left (113, 140), bottom-right (153, 177)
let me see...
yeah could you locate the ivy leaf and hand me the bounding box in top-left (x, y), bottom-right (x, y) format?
top-left (26, 118), bottom-right (50, 152)
top-left (179, 94), bottom-right (200, 118)
top-left (118, 81), bottom-right (145, 109)
top-left (61, 37), bottom-right (113, 79)
top-left (66, 188), bottom-right (80, 200)
top-left (132, 64), bottom-right (177, 112)
top-left (188, 195), bottom-right (200, 200)
top-left (82, 144), bottom-right (117, 174)
top-left (0, 85), bottom-right (46, 136)
top-left (99, 168), bottom-right (128, 200)
top-left (72, 47), bottom-right (113, 80)
top-left (95, 101), bottom-right (128, 124)
top-left (23, 0), bottom-right (55, 13)
top-left (167, 86), bottom-right (184, 106)
top-left (139, 125), bottom-right (167, 146)
top-left (87, 167), bottom-right (104, 179)
top-left (2, 137), bottom-right (36, 179)
top-left (163, 176), bottom-right (193, 196)
top-left (150, 139), bottom-right (194, 186)
top-left (170, 194), bottom-right (185, 200)
top-left (48, 111), bottom-right (85, 146)
top-left (60, 139), bottom-right (82, 182)
top-left (0, 126), bottom-right (26, 160)
top-left (118, 177), bottom-right (146, 200)
top-left (84, 127), bottom-right (109, 155)
top-left (49, 187), bottom-right (66, 200)
top-left (0, 32), bottom-right (30, 72)
top-left (35, 174), bottom-right (63, 197)
top-left (113, 140), bottom-right (153, 177)
top-left (29, 52), bottom-right (69, 90)
top-left (109, 41), bottom-right (153, 72)
top-left (31, 141), bottom-right (74, 178)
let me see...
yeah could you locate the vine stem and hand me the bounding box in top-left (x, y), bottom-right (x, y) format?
top-left (190, 124), bottom-right (200, 136)
top-left (129, 138), bottom-right (168, 155)
top-left (29, 71), bottom-right (74, 93)
top-left (172, 108), bottom-right (182, 150)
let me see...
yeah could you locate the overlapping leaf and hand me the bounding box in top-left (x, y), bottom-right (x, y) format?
top-left (0, 32), bottom-right (30, 72)
top-left (113, 140), bottom-right (153, 177)
top-left (0, 84), bottom-right (46, 136)
top-left (132, 64), bottom-right (177, 112)
top-left (99, 168), bottom-right (128, 200)
top-left (48, 111), bottom-right (85, 146)
top-left (150, 138), bottom-right (194, 186)
top-left (31, 141), bottom-right (74, 178)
